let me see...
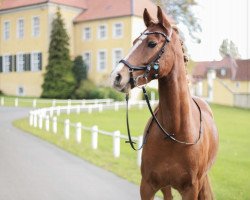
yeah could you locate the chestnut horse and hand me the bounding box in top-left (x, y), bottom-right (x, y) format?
top-left (110, 6), bottom-right (218, 200)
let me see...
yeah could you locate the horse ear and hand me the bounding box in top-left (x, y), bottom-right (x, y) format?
top-left (157, 6), bottom-right (171, 30)
top-left (143, 8), bottom-right (152, 27)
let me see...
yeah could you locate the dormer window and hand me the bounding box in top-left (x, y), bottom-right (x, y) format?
top-left (220, 68), bottom-right (226, 76)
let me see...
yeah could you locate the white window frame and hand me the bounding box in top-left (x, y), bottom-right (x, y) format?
top-left (112, 48), bottom-right (123, 69)
top-left (83, 27), bottom-right (91, 41)
top-left (31, 52), bottom-right (40, 71)
top-left (17, 18), bottom-right (24, 39)
top-left (3, 20), bottom-right (10, 40)
top-left (97, 50), bottom-right (107, 71)
top-left (83, 51), bottom-right (91, 72)
top-left (2, 55), bottom-right (11, 73)
top-left (16, 53), bottom-right (25, 72)
top-left (113, 22), bottom-right (123, 38)
top-left (98, 24), bottom-right (107, 39)
top-left (32, 16), bottom-right (40, 37)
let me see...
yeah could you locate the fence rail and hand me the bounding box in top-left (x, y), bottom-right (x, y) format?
top-left (0, 96), bottom-right (114, 108)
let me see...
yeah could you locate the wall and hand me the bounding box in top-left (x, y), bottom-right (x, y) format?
top-left (0, 3), bottom-right (82, 96)
top-left (234, 94), bottom-right (250, 108)
top-left (74, 16), bottom-right (133, 85)
top-left (0, 4), bottom-right (49, 96)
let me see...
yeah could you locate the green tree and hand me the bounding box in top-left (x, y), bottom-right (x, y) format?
top-left (154, 0), bottom-right (201, 43)
top-left (219, 39), bottom-right (240, 58)
top-left (72, 55), bottom-right (87, 87)
top-left (41, 8), bottom-right (75, 99)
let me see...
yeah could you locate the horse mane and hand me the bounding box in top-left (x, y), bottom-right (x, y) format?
top-left (171, 25), bottom-right (189, 67)
top-left (171, 25), bottom-right (190, 84)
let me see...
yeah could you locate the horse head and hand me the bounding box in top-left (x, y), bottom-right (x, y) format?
top-left (110, 6), bottom-right (176, 93)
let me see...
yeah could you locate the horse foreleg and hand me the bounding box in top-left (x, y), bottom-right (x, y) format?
top-left (180, 183), bottom-right (199, 200)
top-left (161, 186), bottom-right (173, 200)
top-left (198, 175), bottom-right (214, 200)
top-left (140, 178), bottom-right (157, 200)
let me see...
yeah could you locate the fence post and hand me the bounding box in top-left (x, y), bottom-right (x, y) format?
top-left (76, 122), bottom-right (82, 143)
top-left (67, 99), bottom-right (71, 107)
top-left (91, 125), bottom-right (98, 149)
top-left (52, 99), bottom-right (56, 107)
top-left (0, 97), bottom-right (4, 106)
top-left (114, 102), bottom-right (119, 111)
top-left (57, 106), bottom-right (61, 116)
top-left (98, 104), bottom-right (103, 112)
top-left (33, 113), bottom-right (38, 127)
top-left (15, 98), bottom-right (18, 107)
top-left (67, 106), bottom-right (71, 115)
top-left (33, 99), bottom-right (37, 108)
top-left (45, 115), bottom-right (50, 132)
top-left (49, 108), bottom-right (53, 117)
top-left (64, 119), bottom-right (70, 140)
top-left (137, 136), bottom-right (143, 166)
top-left (81, 99), bottom-right (85, 106)
top-left (38, 113), bottom-right (43, 129)
top-left (113, 131), bottom-right (120, 158)
top-left (139, 101), bottom-right (143, 109)
top-left (88, 106), bottom-right (92, 114)
top-left (76, 105), bottom-right (81, 114)
top-left (52, 117), bottom-right (57, 134)
top-left (29, 111), bottom-right (33, 126)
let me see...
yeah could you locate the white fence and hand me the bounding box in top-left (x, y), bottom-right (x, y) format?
top-left (29, 100), bottom-right (158, 166)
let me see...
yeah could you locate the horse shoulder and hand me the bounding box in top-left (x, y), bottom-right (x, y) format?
top-left (192, 96), bottom-right (214, 119)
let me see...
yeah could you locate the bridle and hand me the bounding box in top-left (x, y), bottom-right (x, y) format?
top-left (120, 30), bottom-right (203, 151)
top-left (119, 31), bottom-right (171, 88)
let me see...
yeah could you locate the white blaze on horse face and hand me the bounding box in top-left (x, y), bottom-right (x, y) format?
top-left (110, 32), bottom-right (148, 89)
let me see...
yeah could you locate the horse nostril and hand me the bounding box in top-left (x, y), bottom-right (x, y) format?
top-left (115, 73), bottom-right (122, 84)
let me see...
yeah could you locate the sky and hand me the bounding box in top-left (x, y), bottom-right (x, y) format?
top-left (183, 0), bottom-right (250, 61)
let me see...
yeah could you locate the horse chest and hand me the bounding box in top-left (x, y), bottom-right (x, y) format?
top-left (142, 143), bottom-right (198, 190)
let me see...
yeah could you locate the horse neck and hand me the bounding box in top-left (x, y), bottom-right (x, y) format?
top-left (158, 59), bottom-right (192, 135)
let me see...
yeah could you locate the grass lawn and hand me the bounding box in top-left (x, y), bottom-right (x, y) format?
top-left (14, 104), bottom-right (250, 199)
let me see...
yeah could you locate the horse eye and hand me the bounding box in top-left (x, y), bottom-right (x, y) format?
top-left (148, 41), bottom-right (157, 48)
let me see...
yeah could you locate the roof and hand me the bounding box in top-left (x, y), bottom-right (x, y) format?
top-left (74, 0), bottom-right (157, 22)
top-left (235, 59), bottom-right (250, 81)
top-left (0, 0), bottom-right (87, 11)
top-left (192, 56), bottom-right (250, 81)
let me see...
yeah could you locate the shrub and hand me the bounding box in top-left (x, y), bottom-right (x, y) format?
top-left (73, 80), bottom-right (124, 101)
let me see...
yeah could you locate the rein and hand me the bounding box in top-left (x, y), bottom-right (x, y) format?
top-left (122, 30), bottom-right (203, 150)
top-left (125, 87), bottom-right (203, 150)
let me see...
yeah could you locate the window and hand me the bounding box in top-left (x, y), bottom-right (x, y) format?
top-left (3, 21), bottom-right (10, 40)
top-left (3, 55), bottom-right (11, 73)
top-left (16, 53), bottom-right (25, 72)
top-left (236, 82), bottom-right (240, 88)
top-left (98, 25), bottom-right (107, 39)
top-left (83, 27), bottom-right (91, 40)
top-left (32, 17), bottom-right (40, 37)
top-left (31, 52), bottom-right (42, 71)
top-left (97, 50), bottom-right (106, 71)
top-left (17, 86), bottom-right (25, 96)
top-left (83, 52), bottom-right (91, 71)
top-left (220, 68), bottom-right (226, 76)
top-left (113, 23), bottom-right (123, 38)
top-left (113, 49), bottom-right (123, 68)
top-left (17, 19), bottom-right (24, 39)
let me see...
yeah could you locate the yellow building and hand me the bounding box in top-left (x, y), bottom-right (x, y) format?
top-left (192, 56), bottom-right (250, 108)
top-left (0, 0), bottom-right (156, 97)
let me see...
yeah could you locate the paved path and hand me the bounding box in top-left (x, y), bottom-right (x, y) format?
top-left (0, 107), bottom-right (143, 200)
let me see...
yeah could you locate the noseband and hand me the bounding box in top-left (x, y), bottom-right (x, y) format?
top-left (119, 31), bottom-right (171, 88)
